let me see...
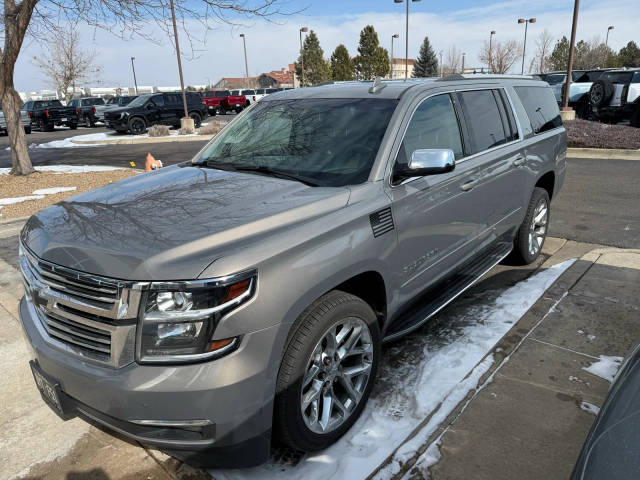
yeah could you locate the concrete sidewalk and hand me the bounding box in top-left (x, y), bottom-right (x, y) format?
top-left (398, 247), bottom-right (640, 480)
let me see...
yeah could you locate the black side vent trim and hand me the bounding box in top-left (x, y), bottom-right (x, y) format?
top-left (370, 207), bottom-right (395, 238)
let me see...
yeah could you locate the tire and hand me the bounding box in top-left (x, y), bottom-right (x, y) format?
top-left (589, 79), bottom-right (614, 107)
top-left (274, 290), bottom-right (381, 452)
top-left (512, 187), bottom-right (550, 265)
top-left (189, 111), bottom-right (202, 128)
top-left (574, 100), bottom-right (590, 120)
top-left (631, 107), bottom-right (640, 128)
top-left (85, 114), bottom-right (96, 128)
top-left (24, 126), bottom-right (31, 134)
top-left (68, 123), bottom-right (78, 130)
top-left (128, 117), bottom-right (147, 135)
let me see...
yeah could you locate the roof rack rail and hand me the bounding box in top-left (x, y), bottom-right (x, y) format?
top-left (437, 74), bottom-right (465, 81)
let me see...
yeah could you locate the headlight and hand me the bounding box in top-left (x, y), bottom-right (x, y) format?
top-left (137, 271), bottom-right (255, 364)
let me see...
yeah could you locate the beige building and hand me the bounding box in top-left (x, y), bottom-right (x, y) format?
top-left (390, 58), bottom-right (415, 79)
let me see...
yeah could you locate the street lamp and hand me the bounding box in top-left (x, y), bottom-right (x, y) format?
top-left (489, 30), bottom-right (496, 73)
top-left (394, 0), bottom-right (421, 80)
top-left (391, 34), bottom-right (399, 79)
top-left (461, 52), bottom-right (466, 73)
top-left (518, 17), bottom-right (536, 75)
top-left (130, 57), bottom-right (138, 95)
top-left (562, 0), bottom-right (580, 112)
top-left (239, 33), bottom-right (249, 87)
top-left (439, 50), bottom-right (443, 77)
top-left (605, 25), bottom-right (614, 49)
top-left (299, 27), bottom-right (308, 87)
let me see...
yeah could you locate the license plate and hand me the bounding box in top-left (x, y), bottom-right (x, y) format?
top-left (30, 361), bottom-right (64, 415)
top-left (61, 117), bottom-right (67, 122)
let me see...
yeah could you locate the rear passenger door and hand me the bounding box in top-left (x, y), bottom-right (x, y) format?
top-left (455, 88), bottom-right (526, 240)
top-left (159, 94), bottom-right (178, 125)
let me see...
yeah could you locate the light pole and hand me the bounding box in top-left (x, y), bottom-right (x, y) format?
top-left (299, 27), bottom-right (308, 87)
top-left (562, 0), bottom-right (580, 112)
top-left (439, 50), bottom-right (443, 77)
top-left (169, 0), bottom-right (188, 119)
top-left (518, 17), bottom-right (536, 75)
top-left (489, 30), bottom-right (496, 73)
top-left (130, 57), bottom-right (138, 95)
top-left (605, 25), bottom-right (614, 49)
top-left (239, 33), bottom-right (249, 87)
top-left (394, 0), bottom-right (421, 80)
top-left (461, 52), bottom-right (466, 73)
top-left (391, 34), bottom-right (399, 78)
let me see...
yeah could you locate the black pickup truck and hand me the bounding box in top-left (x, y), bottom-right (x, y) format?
top-left (22, 100), bottom-right (78, 131)
top-left (67, 97), bottom-right (107, 127)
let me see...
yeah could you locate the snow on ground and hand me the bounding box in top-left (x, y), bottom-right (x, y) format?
top-left (32, 187), bottom-right (77, 195)
top-left (580, 402), bottom-right (601, 416)
top-left (210, 259), bottom-right (576, 480)
top-left (0, 165), bottom-right (122, 175)
top-left (583, 355), bottom-right (623, 382)
top-left (34, 129), bottom-right (205, 148)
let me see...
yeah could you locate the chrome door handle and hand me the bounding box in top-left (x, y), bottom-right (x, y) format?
top-left (514, 155), bottom-right (525, 167)
top-left (461, 180), bottom-right (477, 191)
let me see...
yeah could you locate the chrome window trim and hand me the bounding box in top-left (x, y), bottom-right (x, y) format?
top-left (387, 86), bottom-right (524, 188)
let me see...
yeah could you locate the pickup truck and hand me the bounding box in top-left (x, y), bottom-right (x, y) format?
top-left (67, 97), bottom-right (107, 127)
top-left (0, 102), bottom-right (31, 134)
top-left (202, 90), bottom-right (247, 115)
top-left (18, 76), bottom-right (565, 469)
top-left (22, 99), bottom-right (78, 131)
top-left (105, 95), bottom-right (137, 110)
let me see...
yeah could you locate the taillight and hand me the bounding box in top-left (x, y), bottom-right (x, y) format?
top-left (92, 106), bottom-right (96, 114)
top-left (75, 108), bottom-right (79, 115)
top-left (44, 109), bottom-right (49, 117)
top-left (27, 112), bottom-right (31, 118)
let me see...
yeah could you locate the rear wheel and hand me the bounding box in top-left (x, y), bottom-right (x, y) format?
top-left (189, 111), bottom-right (202, 128)
top-left (43, 122), bottom-right (54, 132)
top-left (512, 187), bottom-right (550, 265)
top-left (274, 291), bottom-right (380, 452)
top-left (128, 117), bottom-right (147, 135)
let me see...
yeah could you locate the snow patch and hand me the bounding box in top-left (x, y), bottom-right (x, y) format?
top-left (210, 259), bottom-right (576, 480)
top-left (32, 187), bottom-right (77, 195)
top-left (0, 195), bottom-right (45, 205)
top-left (583, 355), bottom-right (623, 382)
top-left (0, 165), bottom-right (123, 175)
top-left (580, 402), bottom-right (600, 416)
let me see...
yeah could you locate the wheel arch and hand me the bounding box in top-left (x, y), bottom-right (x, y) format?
top-left (535, 170), bottom-right (556, 200)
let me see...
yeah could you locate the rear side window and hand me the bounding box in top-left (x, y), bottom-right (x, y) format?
top-left (243, 89), bottom-right (256, 95)
top-left (396, 93), bottom-right (464, 170)
top-left (602, 72), bottom-right (633, 84)
top-left (266, 88), bottom-right (278, 93)
top-left (457, 89), bottom-right (507, 153)
top-left (514, 86), bottom-right (562, 135)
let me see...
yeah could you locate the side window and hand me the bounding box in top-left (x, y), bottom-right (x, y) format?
top-left (457, 89), bottom-right (508, 153)
top-left (152, 95), bottom-right (165, 107)
top-left (514, 86), bottom-right (562, 135)
top-left (396, 94), bottom-right (464, 170)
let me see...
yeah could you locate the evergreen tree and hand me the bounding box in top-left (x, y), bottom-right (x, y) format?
top-left (354, 25), bottom-right (390, 80)
top-left (412, 35), bottom-right (438, 77)
top-left (295, 30), bottom-right (331, 86)
top-left (618, 41), bottom-right (640, 67)
top-left (330, 44), bottom-right (355, 81)
top-left (548, 36), bottom-right (569, 71)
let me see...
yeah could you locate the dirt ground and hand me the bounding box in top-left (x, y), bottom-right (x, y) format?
top-left (565, 119), bottom-right (640, 149)
top-left (0, 169), bottom-right (136, 219)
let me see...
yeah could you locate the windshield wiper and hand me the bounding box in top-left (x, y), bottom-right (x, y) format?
top-left (233, 165), bottom-right (322, 187)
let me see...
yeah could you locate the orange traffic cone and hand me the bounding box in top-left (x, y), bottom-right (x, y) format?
top-left (145, 152), bottom-right (163, 171)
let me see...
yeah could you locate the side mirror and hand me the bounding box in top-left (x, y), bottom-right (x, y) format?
top-left (395, 149), bottom-right (456, 181)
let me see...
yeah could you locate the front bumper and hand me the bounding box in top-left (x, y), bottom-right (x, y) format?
top-left (19, 295), bottom-right (278, 468)
top-left (105, 118), bottom-right (128, 130)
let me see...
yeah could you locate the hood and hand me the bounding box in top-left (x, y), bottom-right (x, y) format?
top-left (104, 106), bottom-right (130, 116)
top-left (22, 164), bottom-right (350, 280)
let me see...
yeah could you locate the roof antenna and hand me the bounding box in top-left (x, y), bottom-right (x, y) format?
top-left (369, 76), bottom-right (386, 94)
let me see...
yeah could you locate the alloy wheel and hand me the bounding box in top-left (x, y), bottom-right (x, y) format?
top-left (131, 119), bottom-right (146, 135)
top-left (528, 197), bottom-right (548, 256)
top-left (300, 317), bottom-right (373, 434)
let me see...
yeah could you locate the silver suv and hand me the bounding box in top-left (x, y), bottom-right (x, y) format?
top-left (18, 75), bottom-right (566, 468)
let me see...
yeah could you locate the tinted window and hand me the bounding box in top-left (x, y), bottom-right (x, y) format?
top-left (544, 74), bottom-right (566, 85)
top-left (215, 91), bottom-right (229, 97)
top-left (202, 91), bottom-right (213, 98)
top-left (243, 89), bottom-right (256, 95)
top-left (602, 72), bottom-right (633, 84)
top-left (633, 72), bottom-right (640, 83)
top-left (396, 94), bottom-right (464, 170)
top-left (230, 90), bottom-right (239, 95)
top-left (150, 95), bottom-right (164, 107)
top-left (514, 86), bottom-right (562, 135)
top-left (68, 99), bottom-right (77, 107)
top-left (256, 89), bottom-right (266, 94)
top-left (458, 89), bottom-right (507, 153)
top-left (266, 88), bottom-right (278, 94)
top-left (198, 98), bottom-right (398, 187)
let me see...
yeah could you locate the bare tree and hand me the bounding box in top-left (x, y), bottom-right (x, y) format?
top-left (1, 0), bottom-right (294, 175)
top-left (443, 45), bottom-right (462, 75)
top-left (529, 29), bottom-right (554, 74)
top-left (479, 39), bottom-right (520, 74)
top-left (33, 28), bottom-right (101, 101)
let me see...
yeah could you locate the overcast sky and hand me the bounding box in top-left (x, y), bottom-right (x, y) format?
top-left (14, 0), bottom-right (637, 92)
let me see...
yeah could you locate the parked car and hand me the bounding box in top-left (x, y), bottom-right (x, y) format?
top-left (539, 70), bottom-right (610, 118)
top-left (22, 99), bottom-right (78, 131)
top-left (18, 75), bottom-right (565, 469)
top-left (0, 102), bottom-right (31, 134)
top-left (230, 89), bottom-right (255, 106)
top-left (588, 69), bottom-right (640, 126)
top-left (221, 90), bottom-right (247, 114)
top-left (67, 97), bottom-right (107, 127)
top-left (104, 95), bottom-right (137, 110)
top-left (103, 92), bottom-right (207, 134)
top-left (571, 342), bottom-right (640, 479)
top-left (201, 90), bottom-right (227, 115)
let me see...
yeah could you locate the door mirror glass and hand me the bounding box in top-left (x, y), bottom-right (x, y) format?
top-left (400, 149), bottom-right (455, 178)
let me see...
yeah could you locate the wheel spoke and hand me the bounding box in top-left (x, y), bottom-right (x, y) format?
top-left (319, 391), bottom-right (333, 431)
top-left (338, 374), bottom-right (359, 403)
top-left (303, 364), bottom-right (321, 389)
top-left (338, 325), bottom-right (363, 360)
top-left (302, 380), bottom-right (322, 408)
top-left (534, 208), bottom-right (547, 225)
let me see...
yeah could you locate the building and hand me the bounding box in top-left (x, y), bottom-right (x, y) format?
top-left (390, 58), bottom-right (415, 79)
top-left (214, 65), bottom-right (296, 90)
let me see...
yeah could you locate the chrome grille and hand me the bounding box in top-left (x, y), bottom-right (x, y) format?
top-left (19, 244), bottom-right (141, 368)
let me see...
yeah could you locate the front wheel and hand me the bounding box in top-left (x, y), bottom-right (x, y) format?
top-left (274, 291), bottom-right (380, 452)
top-left (128, 117), bottom-right (147, 135)
top-left (189, 111), bottom-right (202, 128)
top-left (68, 123), bottom-right (78, 130)
top-left (512, 187), bottom-right (550, 265)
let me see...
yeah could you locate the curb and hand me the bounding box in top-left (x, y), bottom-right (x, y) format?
top-left (71, 134), bottom-right (214, 145)
top-left (567, 147), bottom-right (640, 160)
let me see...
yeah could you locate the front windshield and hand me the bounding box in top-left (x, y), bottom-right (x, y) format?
top-left (127, 94), bottom-right (153, 107)
top-left (195, 98), bottom-right (398, 187)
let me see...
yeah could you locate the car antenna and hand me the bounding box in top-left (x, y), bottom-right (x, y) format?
top-left (369, 76), bottom-right (386, 94)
